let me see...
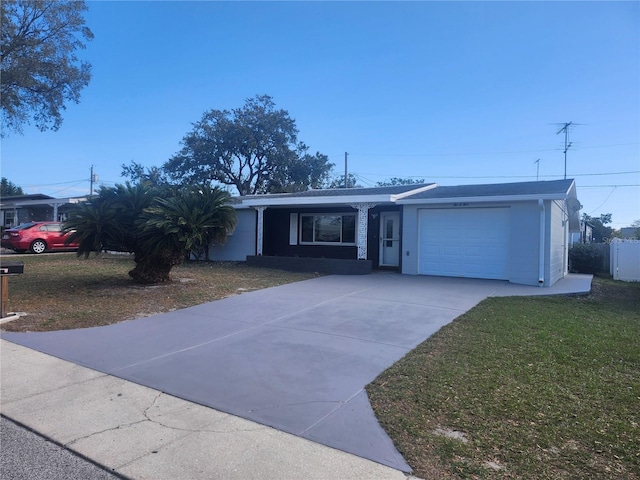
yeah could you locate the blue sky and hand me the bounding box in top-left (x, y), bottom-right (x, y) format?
top-left (2, 1), bottom-right (639, 228)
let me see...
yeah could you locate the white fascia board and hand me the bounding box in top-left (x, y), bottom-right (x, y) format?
top-left (390, 183), bottom-right (439, 201)
top-left (398, 193), bottom-right (569, 205)
top-left (241, 194), bottom-right (396, 207)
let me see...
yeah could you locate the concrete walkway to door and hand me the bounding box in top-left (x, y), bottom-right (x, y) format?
top-left (1, 273), bottom-right (592, 477)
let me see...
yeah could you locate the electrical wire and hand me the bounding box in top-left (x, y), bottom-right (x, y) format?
top-left (337, 142), bottom-right (639, 159)
top-left (588, 187), bottom-right (618, 215)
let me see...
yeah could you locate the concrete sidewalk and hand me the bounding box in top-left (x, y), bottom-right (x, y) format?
top-left (1, 339), bottom-right (410, 480)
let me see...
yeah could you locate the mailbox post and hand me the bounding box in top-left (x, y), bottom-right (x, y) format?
top-left (0, 260), bottom-right (24, 318)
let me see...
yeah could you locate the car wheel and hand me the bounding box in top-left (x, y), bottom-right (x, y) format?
top-left (30, 239), bottom-right (47, 254)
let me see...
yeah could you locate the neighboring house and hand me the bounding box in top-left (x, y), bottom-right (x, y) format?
top-left (619, 227), bottom-right (639, 240)
top-left (209, 179), bottom-right (581, 287)
top-left (0, 194), bottom-right (86, 228)
top-left (577, 219), bottom-right (594, 244)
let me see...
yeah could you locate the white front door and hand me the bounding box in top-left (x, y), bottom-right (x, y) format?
top-left (380, 212), bottom-right (400, 267)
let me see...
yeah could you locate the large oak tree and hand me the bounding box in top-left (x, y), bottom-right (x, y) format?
top-left (164, 95), bottom-right (333, 195)
top-left (1, 0), bottom-right (93, 134)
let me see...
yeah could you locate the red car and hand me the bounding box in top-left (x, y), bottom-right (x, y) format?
top-left (1, 221), bottom-right (79, 254)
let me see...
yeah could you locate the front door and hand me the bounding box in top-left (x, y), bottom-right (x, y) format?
top-left (379, 212), bottom-right (400, 267)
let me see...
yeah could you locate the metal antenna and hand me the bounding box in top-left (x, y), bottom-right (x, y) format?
top-left (554, 122), bottom-right (583, 179)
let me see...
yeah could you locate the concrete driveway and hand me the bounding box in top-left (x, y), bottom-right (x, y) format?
top-left (1, 273), bottom-right (592, 472)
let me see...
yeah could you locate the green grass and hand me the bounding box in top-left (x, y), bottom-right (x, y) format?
top-left (368, 277), bottom-right (640, 479)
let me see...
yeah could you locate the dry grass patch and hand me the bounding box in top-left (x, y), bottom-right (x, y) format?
top-left (1, 253), bottom-right (320, 332)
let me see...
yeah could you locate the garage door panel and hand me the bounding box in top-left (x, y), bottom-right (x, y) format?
top-left (419, 208), bottom-right (510, 280)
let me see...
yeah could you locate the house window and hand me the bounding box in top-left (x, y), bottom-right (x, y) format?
top-left (300, 214), bottom-right (356, 245)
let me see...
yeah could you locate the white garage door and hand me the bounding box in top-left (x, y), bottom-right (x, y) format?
top-left (419, 208), bottom-right (510, 280)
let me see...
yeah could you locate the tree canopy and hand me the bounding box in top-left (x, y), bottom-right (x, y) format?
top-left (1, 177), bottom-right (24, 196)
top-left (1, 0), bottom-right (93, 134)
top-left (325, 173), bottom-right (361, 189)
top-left (121, 160), bottom-right (172, 189)
top-left (377, 177), bottom-right (426, 187)
top-left (582, 213), bottom-right (614, 243)
top-left (163, 95), bottom-right (333, 195)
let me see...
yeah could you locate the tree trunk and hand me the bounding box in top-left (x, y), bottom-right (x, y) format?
top-left (129, 249), bottom-right (183, 284)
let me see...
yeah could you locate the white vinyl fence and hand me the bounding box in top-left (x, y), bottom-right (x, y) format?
top-left (610, 238), bottom-right (640, 282)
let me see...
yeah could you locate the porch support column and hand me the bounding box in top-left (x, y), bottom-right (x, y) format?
top-left (49, 202), bottom-right (60, 222)
top-left (349, 203), bottom-right (377, 260)
top-left (254, 206), bottom-right (267, 256)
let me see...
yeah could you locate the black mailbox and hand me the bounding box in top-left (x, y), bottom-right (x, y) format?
top-left (0, 260), bottom-right (24, 318)
top-left (0, 261), bottom-right (24, 275)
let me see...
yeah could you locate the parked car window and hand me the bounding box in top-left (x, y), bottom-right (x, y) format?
top-left (13, 222), bottom-right (36, 230)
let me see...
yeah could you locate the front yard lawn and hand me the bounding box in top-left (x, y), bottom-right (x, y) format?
top-left (368, 277), bottom-right (640, 479)
top-left (0, 253), bottom-right (319, 332)
top-left (3, 254), bottom-right (638, 479)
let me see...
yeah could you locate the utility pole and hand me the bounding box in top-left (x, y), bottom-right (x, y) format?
top-left (535, 158), bottom-right (540, 181)
top-left (344, 152), bottom-right (348, 188)
top-left (89, 165), bottom-right (98, 197)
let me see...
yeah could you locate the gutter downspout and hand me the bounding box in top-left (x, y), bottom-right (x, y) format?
top-left (538, 199), bottom-right (545, 286)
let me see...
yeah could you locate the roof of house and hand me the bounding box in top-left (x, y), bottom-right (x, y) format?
top-left (239, 183), bottom-right (438, 207)
top-left (400, 179), bottom-right (576, 201)
top-left (239, 179), bottom-right (577, 208)
top-left (241, 183), bottom-right (436, 200)
top-left (0, 194), bottom-right (54, 203)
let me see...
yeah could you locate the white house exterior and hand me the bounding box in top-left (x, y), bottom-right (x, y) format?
top-left (207, 206), bottom-right (257, 261)
top-left (210, 179), bottom-right (581, 287)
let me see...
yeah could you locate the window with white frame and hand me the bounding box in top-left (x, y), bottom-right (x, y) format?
top-left (299, 213), bottom-right (356, 245)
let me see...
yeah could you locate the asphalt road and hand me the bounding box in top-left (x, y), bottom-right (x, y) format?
top-left (0, 416), bottom-right (122, 480)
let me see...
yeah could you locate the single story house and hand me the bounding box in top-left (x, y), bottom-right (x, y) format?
top-left (208, 179), bottom-right (581, 287)
top-left (619, 227), bottom-right (639, 240)
top-left (0, 194), bottom-right (87, 229)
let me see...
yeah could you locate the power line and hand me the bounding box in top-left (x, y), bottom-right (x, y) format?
top-left (578, 184), bottom-right (639, 188)
top-left (17, 179), bottom-right (87, 188)
top-left (336, 141), bottom-right (637, 159)
top-left (588, 186), bottom-right (618, 215)
top-left (357, 170), bottom-right (639, 180)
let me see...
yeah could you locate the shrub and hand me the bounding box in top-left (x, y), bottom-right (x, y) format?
top-left (569, 244), bottom-right (605, 273)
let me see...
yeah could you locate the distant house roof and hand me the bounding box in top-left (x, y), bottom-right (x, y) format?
top-left (620, 227), bottom-right (639, 239)
top-left (1, 194), bottom-right (54, 203)
top-left (0, 194), bottom-right (87, 208)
